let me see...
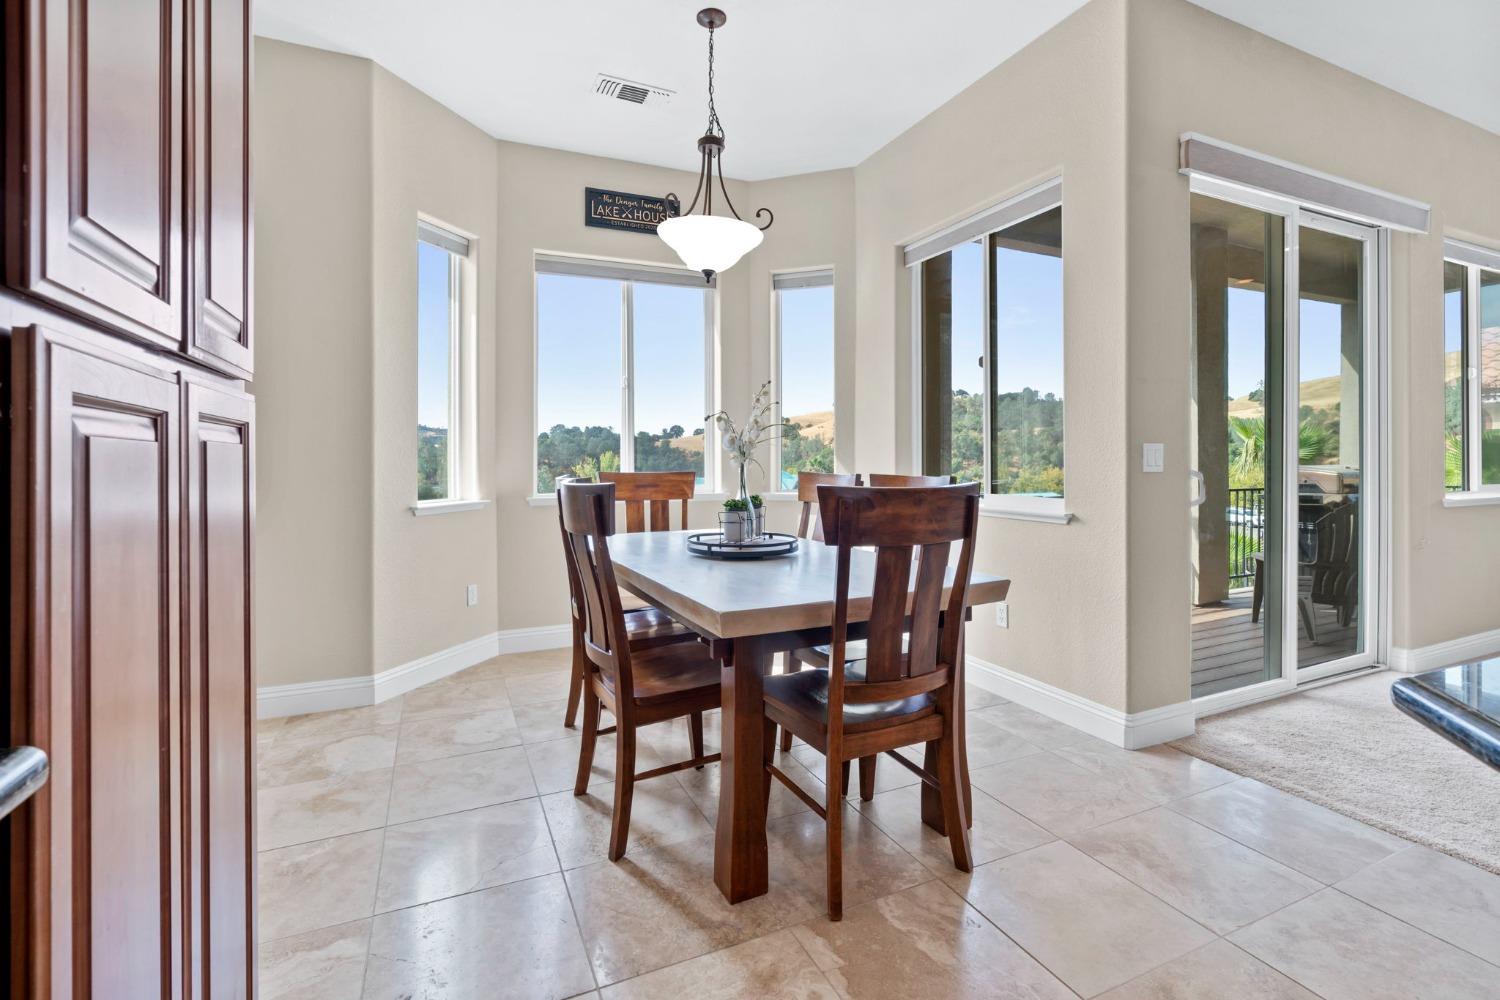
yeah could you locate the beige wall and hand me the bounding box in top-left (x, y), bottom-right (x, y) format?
top-left (369, 65), bottom-right (504, 672)
top-left (1123, 0), bottom-right (1500, 708)
top-left (849, 0), bottom-right (1133, 711)
top-left (253, 41), bottom-right (375, 687)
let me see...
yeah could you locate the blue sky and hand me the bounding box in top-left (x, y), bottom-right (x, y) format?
top-left (949, 239), bottom-right (1064, 397)
top-left (417, 241), bottom-right (453, 428)
top-left (535, 273), bottom-right (709, 435)
top-left (778, 284), bottom-right (834, 422)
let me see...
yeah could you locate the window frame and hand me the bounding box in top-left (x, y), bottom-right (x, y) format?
top-left (1442, 238), bottom-right (1500, 504)
top-left (531, 252), bottom-right (719, 496)
top-left (905, 178), bottom-right (1070, 524)
top-left (413, 216), bottom-right (479, 511)
top-left (770, 267), bottom-right (837, 495)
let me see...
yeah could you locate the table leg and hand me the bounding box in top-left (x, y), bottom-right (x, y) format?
top-left (714, 635), bottom-right (773, 902)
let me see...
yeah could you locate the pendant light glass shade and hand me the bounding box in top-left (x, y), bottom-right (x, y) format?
top-left (657, 214), bottom-right (763, 281)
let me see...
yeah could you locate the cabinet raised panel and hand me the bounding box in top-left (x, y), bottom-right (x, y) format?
top-left (188, 0), bottom-right (254, 376)
top-left (9, 326), bottom-right (185, 999)
top-left (184, 382), bottom-right (256, 1000)
top-left (11, 0), bottom-right (185, 351)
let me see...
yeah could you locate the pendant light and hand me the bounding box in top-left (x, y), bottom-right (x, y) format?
top-left (658, 8), bottom-right (773, 282)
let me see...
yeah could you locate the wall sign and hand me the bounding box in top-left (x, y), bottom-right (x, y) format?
top-left (584, 187), bottom-right (678, 235)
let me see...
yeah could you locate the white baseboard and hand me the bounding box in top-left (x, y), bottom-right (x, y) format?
top-left (967, 656), bottom-right (1196, 750)
top-left (1388, 627), bottom-right (1500, 674)
top-left (257, 623), bottom-right (571, 720)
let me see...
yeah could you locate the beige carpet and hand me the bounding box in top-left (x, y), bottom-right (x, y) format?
top-left (1172, 671), bottom-right (1500, 874)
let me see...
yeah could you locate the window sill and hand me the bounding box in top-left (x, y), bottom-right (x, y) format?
top-left (1442, 490), bottom-right (1500, 509)
top-left (410, 499), bottom-right (492, 517)
top-left (979, 500), bottom-right (1073, 525)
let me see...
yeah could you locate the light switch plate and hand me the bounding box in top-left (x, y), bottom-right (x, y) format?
top-left (1142, 443), bottom-right (1165, 473)
top-left (466, 584), bottom-right (479, 607)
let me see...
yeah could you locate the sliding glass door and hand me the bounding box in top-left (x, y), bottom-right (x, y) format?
top-left (1189, 186), bottom-right (1381, 708)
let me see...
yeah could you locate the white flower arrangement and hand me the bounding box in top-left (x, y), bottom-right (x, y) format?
top-left (706, 380), bottom-right (789, 499)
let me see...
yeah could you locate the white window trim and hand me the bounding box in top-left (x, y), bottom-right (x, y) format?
top-left (413, 215), bottom-right (479, 511)
top-left (1443, 238), bottom-right (1500, 499)
top-left (905, 178), bottom-right (1071, 523)
top-left (769, 266), bottom-right (836, 496)
top-left (411, 499), bottom-right (493, 516)
top-left (532, 252), bottom-right (719, 495)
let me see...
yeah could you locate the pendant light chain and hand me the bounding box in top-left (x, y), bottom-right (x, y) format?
top-left (705, 25), bottom-right (723, 139)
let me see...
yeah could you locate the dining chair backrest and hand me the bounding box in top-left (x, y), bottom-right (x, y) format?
top-left (558, 480), bottom-right (635, 705)
top-left (865, 473), bottom-right (957, 487)
top-left (795, 472), bottom-right (861, 541)
top-left (816, 483), bottom-right (980, 707)
top-left (600, 471), bottom-right (695, 532)
top-left (1308, 501), bottom-right (1358, 607)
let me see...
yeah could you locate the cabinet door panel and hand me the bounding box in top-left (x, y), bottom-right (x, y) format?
top-left (14, 0), bottom-right (184, 350)
top-left (189, 0), bottom-right (253, 376)
top-left (9, 326), bottom-right (184, 1000)
top-left (184, 382), bottom-right (255, 1000)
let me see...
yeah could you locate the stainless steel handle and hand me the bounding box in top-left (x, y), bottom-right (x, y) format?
top-left (0, 746), bottom-right (49, 821)
top-left (1189, 469), bottom-right (1207, 508)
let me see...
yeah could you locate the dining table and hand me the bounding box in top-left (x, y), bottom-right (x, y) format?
top-left (606, 528), bottom-right (1012, 904)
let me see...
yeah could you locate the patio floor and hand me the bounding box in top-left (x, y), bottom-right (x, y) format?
top-left (1191, 591), bottom-right (1359, 699)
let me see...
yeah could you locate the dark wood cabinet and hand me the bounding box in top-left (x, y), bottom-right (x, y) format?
top-left (187, 0), bottom-right (254, 377)
top-left (184, 381), bottom-right (256, 1000)
top-left (4, 0), bottom-right (257, 994)
top-left (10, 327), bottom-right (186, 999)
top-left (9, 0), bottom-right (186, 352)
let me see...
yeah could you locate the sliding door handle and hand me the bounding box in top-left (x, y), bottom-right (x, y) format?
top-left (0, 746), bottom-right (49, 821)
top-left (1189, 469), bottom-right (1207, 508)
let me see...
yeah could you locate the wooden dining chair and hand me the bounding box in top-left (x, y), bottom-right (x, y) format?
top-left (866, 473), bottom-right (958, 487)
top-left (794, 471), bottom-right (862, 541)
top-left (599, 470), bottom-right (696, 532)
top-left (561, 480), bottom-right (723, 861)
top-left (782, 472), bottom-right (956, 793)
top-left (763, 482), bottom-right (980, 919)
top-left (556, 477), bottom-right (697, 729)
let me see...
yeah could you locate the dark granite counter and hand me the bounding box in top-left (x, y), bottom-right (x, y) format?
top-left (1392, 659), bottom-right (1500, 772)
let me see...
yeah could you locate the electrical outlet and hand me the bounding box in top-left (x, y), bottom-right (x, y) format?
top-left (994, 602), bottom-right (1009, 628)
top-left (466, 584), bottom-right (479, 607)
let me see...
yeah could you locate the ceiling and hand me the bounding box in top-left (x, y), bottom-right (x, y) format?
top-left (254, 0), bottom-right (1500, 181)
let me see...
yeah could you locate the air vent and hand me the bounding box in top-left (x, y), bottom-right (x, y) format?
top-left (594, 74), bottom-right (674, 108)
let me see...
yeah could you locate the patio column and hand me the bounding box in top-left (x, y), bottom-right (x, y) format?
top-left (1190, 223), bottom-right (1230, 605)
top-left (1340, 299), bottom-right (1362, 470)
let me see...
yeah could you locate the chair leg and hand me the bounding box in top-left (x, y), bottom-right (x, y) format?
top-left (779, 725), bottom-right (793, 753)
top-left (824, 754), bottom-right (844, 921)
top-left (1251, 560), bottom-right (1264, 624)
top-left (938, 720), bottom-right (973, 873)
top-left (608, 725), bottom-right (638, 861)
top-left (1298, 596), bottom-right (1318, 642)
top-left (564, 639), bottom-right (584, 728)
top-left (761, 716), bottom-right (776, 812)
top-left (857, 756), bottom-right (877, 801)
top-left (840, 760), bottom-right (851, 798)
top-left (574, 692), bottom-right (600, 796)
top-left (689, 711), bottom-right (705, 768)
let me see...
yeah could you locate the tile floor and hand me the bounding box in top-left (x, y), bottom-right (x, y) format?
top-left (257, 649), bottom-right (1500, 999)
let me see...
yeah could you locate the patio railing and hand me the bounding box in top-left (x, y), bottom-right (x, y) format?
top-left (1227, 486), bottom-right (1265, 589)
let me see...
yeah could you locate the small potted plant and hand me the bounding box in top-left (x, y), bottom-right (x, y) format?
top-left (708, 380), bottom-right (790, 539)
top-left (721, 497), bottom-right (750, 543)
top-left (750, 494), bottom-right (765, 538)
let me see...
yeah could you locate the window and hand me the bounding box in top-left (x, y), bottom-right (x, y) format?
top-left (772, 269), bottom-right (835, 490)
top-left (534, 255), bottom-right (714, 493)
top-left (416, 219), bottom-right (474, 503)
top-left (908, 180), bottom-right (1065, 513)
top-left (1443, 240), bottom-right (1500, 495)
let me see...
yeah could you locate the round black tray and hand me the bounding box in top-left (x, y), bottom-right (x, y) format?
top-left (685, 531), bottom-right (799, 560)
